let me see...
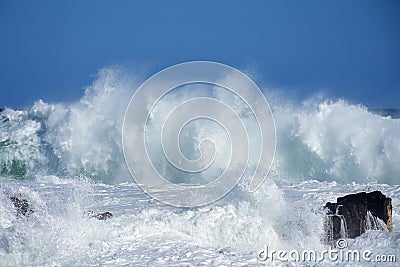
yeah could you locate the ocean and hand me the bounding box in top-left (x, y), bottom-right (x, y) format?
top-left (1, 68), bottom-right (399, 266)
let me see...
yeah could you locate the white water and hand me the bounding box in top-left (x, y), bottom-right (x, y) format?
top-left (1, 67), bottom-right (399, 266)
top-left (366, 210), bottom-right (388, 231)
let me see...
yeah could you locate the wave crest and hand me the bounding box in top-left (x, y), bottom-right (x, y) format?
top-left (1, 67), bottom-right (399, 185)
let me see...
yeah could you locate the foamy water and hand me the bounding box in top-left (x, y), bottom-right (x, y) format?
top-left (0, 67), bottom-right (399, 266)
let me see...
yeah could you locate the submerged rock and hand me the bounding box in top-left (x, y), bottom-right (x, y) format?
top-left (86, 210), bottom-right (113, 221)
top-left (8, 196), bottom-right (113, 221)
top-left (324, 191), bottom-right (392, 241)
top-left (10, 196), bottom-right (33, 217)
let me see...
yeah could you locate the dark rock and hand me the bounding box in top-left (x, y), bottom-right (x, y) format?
top-left (10, 196), bottom-right (33, 217)
top-left (86, 210), bottom-right (113, 221)
top-left (94, 212), bottom-right (113, 220)
top-left (324, 191), bottom-right (392, 241)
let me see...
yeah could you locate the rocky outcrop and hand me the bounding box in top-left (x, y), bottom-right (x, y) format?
top-left (86, 210), bottom-right (113, 221)
top-left (10, 196), bottom-right (33, 217)
top-left (325, 191), bottom-right (392, 241)
top-left (9, 196), bottom-right (113, 221)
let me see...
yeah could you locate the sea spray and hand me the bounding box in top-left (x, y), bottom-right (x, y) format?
top-left (1, 67), bottom-right (399, 185)
top-left (0, 66), bottom-right (399, 265)
top-left (273, 99), bottom-right (400, 185)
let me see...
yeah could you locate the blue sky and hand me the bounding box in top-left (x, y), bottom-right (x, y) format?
top-left (0, 0), bottom-right (399, 108)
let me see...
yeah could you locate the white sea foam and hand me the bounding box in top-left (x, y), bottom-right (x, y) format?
top-left (1, 67), bottom-right (399, 185)
top-left (0, 66), bottom-right (399, 266)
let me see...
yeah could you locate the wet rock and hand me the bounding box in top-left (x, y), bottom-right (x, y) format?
top-left (324, 191), bottom-right (392, 241)
top-left (10, 196), bottom-right (33, 217)
top-left (87, 210), bottom-right (113, 221)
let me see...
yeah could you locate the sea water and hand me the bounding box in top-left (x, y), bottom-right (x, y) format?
top-left (1, 67), bottom-right (399, 266)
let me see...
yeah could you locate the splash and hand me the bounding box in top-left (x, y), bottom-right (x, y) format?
top-left (0, 65), bottom-right (399, 265)
top-left (273, 100), bottom-right (400, 185)
top-left (0, 66), bottom-right (399, 186)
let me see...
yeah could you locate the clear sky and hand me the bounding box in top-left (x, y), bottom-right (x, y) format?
top-left (0, 0), bottom-right (399, 109)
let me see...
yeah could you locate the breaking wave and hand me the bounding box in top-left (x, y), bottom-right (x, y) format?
top-left (0, 67), bottom-right (399, 186)
top-left (1, 65), bottom-right (399, 266)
